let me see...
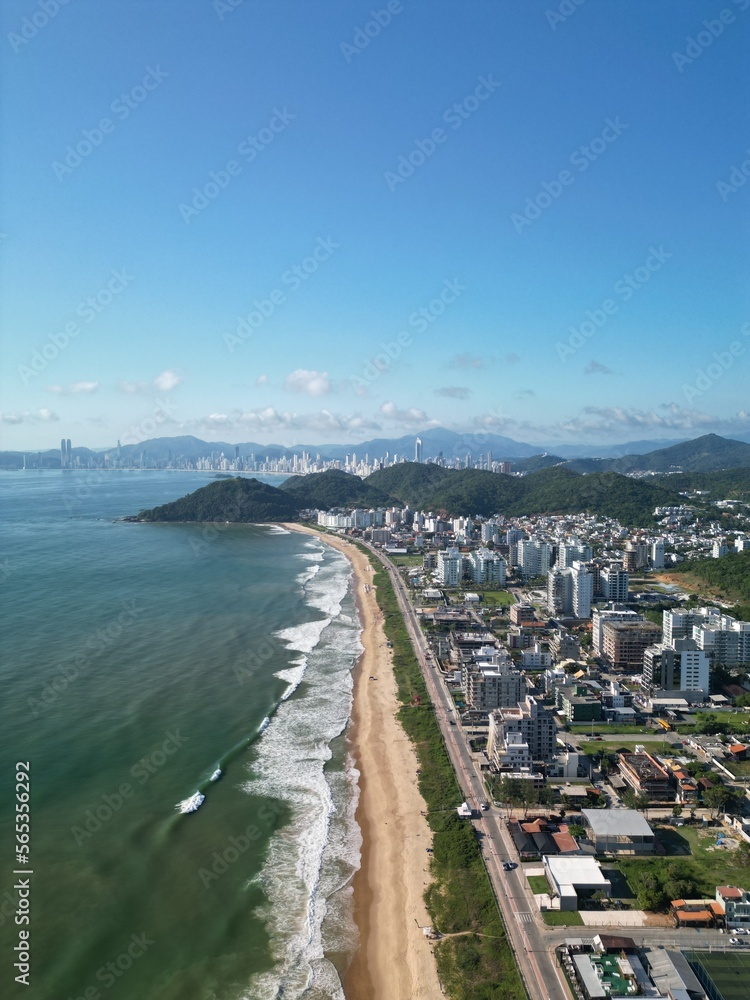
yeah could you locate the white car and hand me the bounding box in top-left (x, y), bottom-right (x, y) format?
top-left (729, 937), bottom-right (742, 945)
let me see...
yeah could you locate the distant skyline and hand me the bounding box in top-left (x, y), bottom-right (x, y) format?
top-left (2, 0), bottom-right (749, 450)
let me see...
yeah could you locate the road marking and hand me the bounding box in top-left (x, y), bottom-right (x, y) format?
top-left (516, 911), bottom-right (533, 924)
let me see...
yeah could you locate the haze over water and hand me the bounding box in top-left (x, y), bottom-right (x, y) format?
top-left (0, 471), bottom-right (361, 999)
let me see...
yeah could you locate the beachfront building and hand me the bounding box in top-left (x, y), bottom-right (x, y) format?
top-left (543, 855), bottom-right (611, 911)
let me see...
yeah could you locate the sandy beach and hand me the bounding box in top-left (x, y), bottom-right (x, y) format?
top-left (284, 524), bottom-right (441, 1000)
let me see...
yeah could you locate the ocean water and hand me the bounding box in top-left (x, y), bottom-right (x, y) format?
top-left (0, 471), bottom-right (362, 999)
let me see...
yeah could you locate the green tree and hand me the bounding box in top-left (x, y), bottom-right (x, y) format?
top-left (703, 785), bottom-right (730, 817)
top-left (568, 823), bottom-right (586, 840)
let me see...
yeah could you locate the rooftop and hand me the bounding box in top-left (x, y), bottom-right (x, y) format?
top-left (582, 809), bottom-right (653, 838)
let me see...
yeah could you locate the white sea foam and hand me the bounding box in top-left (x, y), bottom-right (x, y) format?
top-left (176, 791), bottom-right (205, 814)
top-left (265, 525), bottom-right (290, 534)
top-left (239, 545), bottom-right (363, 1000)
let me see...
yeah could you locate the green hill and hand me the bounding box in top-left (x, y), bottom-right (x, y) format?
top-left (278, 468), bottom-right (393, 508)
top-left (365, 462), bottom-right (451, 503)
top-left (131, 477), bottom-right (299, 523)
top-left (368, 463), bottom-right (683, 524)
top-left (671, 550), bottom-right (750, 603)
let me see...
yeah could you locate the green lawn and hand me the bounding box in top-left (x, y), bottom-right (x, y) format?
top-left (389, 554), bottom-right (425, 567)
top-left (579, 739), bottom-right (680, 757)
top-left (724, 758), bottom-right (750, 778)
top-left (480, 590), bottom-right (516, 606)
top-left (542, 910), bottom-right (584, 926)
top-left (567, 724), bottom-right (655, 735)
top-left (526, 875), bottom-right (549, 894)
top-left (601, 867), bottom-right (636, 901)
top-left (616, 824), bottom-right (750, 899)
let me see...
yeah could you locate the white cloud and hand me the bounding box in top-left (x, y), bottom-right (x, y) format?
top-left (119, 370), bottom-right (183, 394)
top-left (153, 369), bottom-right (183, 392)
top-left (192, 407), bottom-right (379, 435)
top-left (255, 374), bottom-right (269, 386)
top-left (379, 401), bottom-right (437, 427)
top-left (1, 408), bottom-right (59, 424)
top-left (283, 369), bottom-right (330, 397)
top-left (46, 381), bottom-right (100, 395)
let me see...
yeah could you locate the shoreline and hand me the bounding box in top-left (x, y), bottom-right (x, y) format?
top-left (283, 524), bottom-right (441, 1000)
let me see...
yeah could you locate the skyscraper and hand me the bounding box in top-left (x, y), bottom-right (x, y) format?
top-left (414, 437), bottom-right (422, 463)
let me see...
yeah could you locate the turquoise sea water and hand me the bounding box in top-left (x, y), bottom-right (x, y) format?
top-left (0, 471), bottom-right (361, 1000)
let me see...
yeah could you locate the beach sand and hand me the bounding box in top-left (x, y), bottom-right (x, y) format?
top-left (284, 525), bottom-right (441, 1000)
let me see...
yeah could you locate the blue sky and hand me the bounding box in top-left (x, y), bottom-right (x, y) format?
top-left (1, 0), bottom-right (749, 451)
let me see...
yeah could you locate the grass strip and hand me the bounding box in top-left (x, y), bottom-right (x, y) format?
top-left (354, 542), bottom-right (526, 1000)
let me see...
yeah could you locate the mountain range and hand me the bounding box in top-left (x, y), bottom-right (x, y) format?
top-left (4, 431), bottom-right (750, 472)
top-left (131, 463), bottom-right (693, 526)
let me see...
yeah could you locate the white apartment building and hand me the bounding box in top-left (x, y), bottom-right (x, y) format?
top-left (650, 540), bottom-right (665, 569)
top-left (571, 561), bottom-right (593, 618)
top-left (600, 564), bottom-right (629, 602)
top-left (517, 538), bottom-right (551, 578)
top-left (557, 539), bottom-right (593, 568)
top-left (470, 548), bottom-right (506, 585)
top-left (643, 638), bottom-right (710, 696)
top-left (663, 607), bottom-right (750, 668)
top-left (437, 547), bottom-right (463, 586)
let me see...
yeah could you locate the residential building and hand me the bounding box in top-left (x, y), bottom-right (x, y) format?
top-left (517, 538), bottom-right (551, 578)
top-left (437, 547), bottom-right (463, 586)
top-left (650, 540), bottom-right (665, 569)
top-left (571, 561), bottom-right (594, 618)
top-left (543, 855), bottom-right (611, 911)
top-left (663, 607), bottom-right (750, 667)
top-left (470, 547), bottom-right (506, 585)
top-left (602, 620), bottom-right (662, 671)
top-left (642, 638), bottom-right (710, 697)
top-left (557, 539), bottom-right (593, 568)
top-left (600, 564), bottom-right (629, 602)
top-left (510, 604), bottom-right (536, 626)
top-left (487, 696), bottom-right (556, 766)
top-left (592, 605), bottom-right (643, 655)
top-left (618, 752), bottom-right (672, 801)
top-left (463, 655), bottom-right (527, 714)
top-left (716, 886), bottom-right (750, 930)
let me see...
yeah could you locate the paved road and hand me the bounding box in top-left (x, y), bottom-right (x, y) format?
top-left (367, 545), bottom-right (569, 1000)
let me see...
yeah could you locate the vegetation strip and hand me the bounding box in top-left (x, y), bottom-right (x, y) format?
top-left (352, 540), bottom-right (526, 1000)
